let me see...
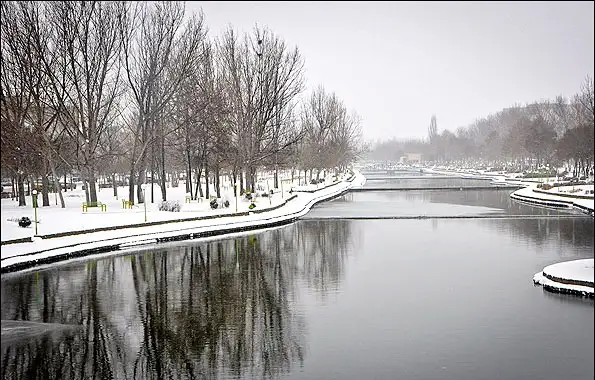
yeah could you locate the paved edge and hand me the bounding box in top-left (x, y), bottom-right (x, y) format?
top-left (1, 177), bottom-right (358, 274)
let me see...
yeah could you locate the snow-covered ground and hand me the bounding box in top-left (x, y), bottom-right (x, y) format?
top-left (533, 259), bottom-right (594, 297)
top-left (511, 183), bottom-right (594, 214)
top-left (1, 171), bottom-right (366, 272)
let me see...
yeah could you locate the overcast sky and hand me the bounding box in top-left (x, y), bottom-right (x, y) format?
top-left (188, 1), bottom-right (594, 142)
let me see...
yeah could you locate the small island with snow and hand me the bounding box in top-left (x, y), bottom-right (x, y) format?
top-left (533, 259), bottom-right (594, 298)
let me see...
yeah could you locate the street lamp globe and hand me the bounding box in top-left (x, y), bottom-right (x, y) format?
top-left (32, 189), bottom-right (37, 196)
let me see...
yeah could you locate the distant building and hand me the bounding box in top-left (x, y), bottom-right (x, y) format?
top-left (399, 153), bottom-right (423, 165)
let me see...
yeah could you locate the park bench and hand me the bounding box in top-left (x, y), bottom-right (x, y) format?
top-left (82, 201), bottom-right (107, 212)
top-left (122, 199), bottom-right (133, 209)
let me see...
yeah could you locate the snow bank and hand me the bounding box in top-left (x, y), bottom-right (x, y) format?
top-left (533, 259), bottom-right (594, 297)
top-left (1, 172), bottom-right (363, 273)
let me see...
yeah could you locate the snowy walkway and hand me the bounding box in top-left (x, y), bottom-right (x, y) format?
top-left (1, 172), bottom-right (366, 273)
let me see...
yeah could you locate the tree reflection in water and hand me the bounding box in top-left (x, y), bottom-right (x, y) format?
top-left (1, 219), bottom-right (355, 380)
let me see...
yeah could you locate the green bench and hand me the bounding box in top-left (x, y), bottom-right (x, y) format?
top-left (82, 201), bottom-right (107, 212)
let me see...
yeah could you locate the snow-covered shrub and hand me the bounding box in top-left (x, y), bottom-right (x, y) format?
top-left (248, 202), bottom-right (256, 210)
top-left (158, 200), bottom-right (180, 212)
top-left (18, 217), bottom-right (32, 227)
top-left (210, 198), bottom-right (218, 209)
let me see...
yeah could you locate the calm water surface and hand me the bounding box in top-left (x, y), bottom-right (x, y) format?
top-left (362, 174), bottom-right (494, 189)
top-left (1, 183), bottom-right (593, 380)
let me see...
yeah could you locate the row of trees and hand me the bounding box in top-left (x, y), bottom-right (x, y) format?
top-left (0, 1), bottom-right (363, 207)
top-left (368, 77), bottom-right (594, 177)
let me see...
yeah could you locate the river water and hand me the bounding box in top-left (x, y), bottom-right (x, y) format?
top-left (1, 176), bottom-right (593, 380)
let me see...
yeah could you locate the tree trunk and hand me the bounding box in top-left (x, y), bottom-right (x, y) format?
top-left (196, 167), bottom-right (204, 199)
top-left (17, 173), bottom-right (26, 206)
top-left (204, 161), bottom-right (210, 199)
top-left (186, 152), bottom-right (193, 194)
top-left (215, 165), bottom-right (221, 198)
top-left (171, 171), bottom-right (178, 188)
top-left (232, 168), bottom-right (237, 198)
top-left (137, 168), bottom-right (146, 204)
top-left (274, 155), bottom-right (279, 189)
top-left (128, 166), bottom-right (136, 205)
top-left (41, 173), bottom-right (50, 207)
top-left (160, 135), bottom-right (167, 201)
top-left (247, 165), bottom-right (256, 193)
top-left (51, 173), bottom-right (65, 209)
top-left (112, 173), bottom-right (118, 198)
top-left (88, 170), bottom-right (98, 203)
top-left (239, 170), bottom-right (244, 195)
top-left (150, 141), bottom-right (155, 204)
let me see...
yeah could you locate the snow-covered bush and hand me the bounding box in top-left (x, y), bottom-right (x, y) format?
top-left (18, 217), bottom-right (32, 227)
top-left (158, 200), bottom-right (180, 212)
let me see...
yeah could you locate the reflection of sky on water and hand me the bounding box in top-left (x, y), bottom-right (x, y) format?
top-left (363, 177), bottom-right (493, 188)
top-left (307, 190), bottom-right (580, 218)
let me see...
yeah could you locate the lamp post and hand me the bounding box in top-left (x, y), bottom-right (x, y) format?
top-left (31, 189), bottom-right (38, 236)
top-left (141, 183), bottom-right (147, 222)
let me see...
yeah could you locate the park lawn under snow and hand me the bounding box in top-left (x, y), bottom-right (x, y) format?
top-left (1, 172), bottom-right (366, 270)
top-left (1, 173), bottom-right (328, 241)
top-left (512, 183), bottom-right (594, 211)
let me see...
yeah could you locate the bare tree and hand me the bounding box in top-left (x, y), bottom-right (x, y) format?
top-left (0, 1), bottom-right (35, 206)
top-left (299, 85), bottom-right (344, 180)
top-left (577, 75), bottom-right (594, 126)
top-left (218, 26), bottom-right (305, 193)
top-left (29, 1), bottom-right (127, 204)
top-left (120, 1), bottom-right (205, 204)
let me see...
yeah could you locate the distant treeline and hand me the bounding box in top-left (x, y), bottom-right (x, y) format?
top-left (366, 77), bottom-right (594, 177)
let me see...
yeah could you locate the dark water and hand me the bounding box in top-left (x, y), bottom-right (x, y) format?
top-left (1, 186), bottom-right (593, 380)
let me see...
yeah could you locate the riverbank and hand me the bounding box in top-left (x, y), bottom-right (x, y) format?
top-left (421, 166), bottom-right (594, 297)
top-left (1, 172), bottom-right (366, 273)
top-left (509, 183), bottom-right (594, 216)
top-left (422, 167), bottom-right (594, 215)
